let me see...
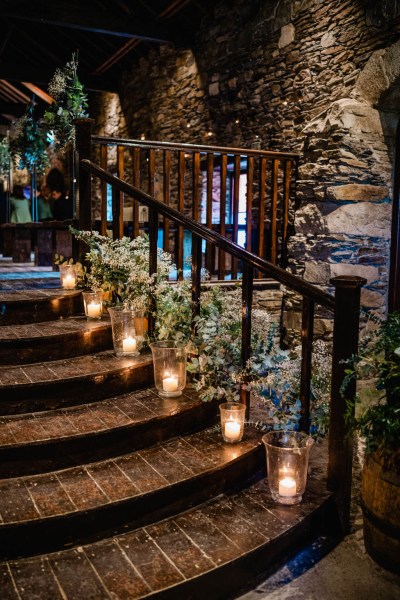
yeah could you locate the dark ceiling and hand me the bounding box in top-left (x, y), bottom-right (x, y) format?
top-left (0, 0), bottom-right (215, 126)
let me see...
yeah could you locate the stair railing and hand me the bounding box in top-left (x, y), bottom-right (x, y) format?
top-left (75, 119), bottom-right (299, 280)
top-left (75, 119), bottom-right (365, 533)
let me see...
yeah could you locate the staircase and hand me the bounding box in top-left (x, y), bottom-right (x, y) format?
top-left (0, 283), bottom-right (335, 600)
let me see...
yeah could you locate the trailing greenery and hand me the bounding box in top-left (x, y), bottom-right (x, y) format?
top-left (344, 311), bottom-right (400, 457)
top-left (9, 103), bottom-right (49, 174)
top-left (44, 53), bottom-right (88, 150)
top-left (0, 137), bottom-right (10, 177)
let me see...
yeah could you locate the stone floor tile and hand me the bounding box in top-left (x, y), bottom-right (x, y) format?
top-left (49, 551), bottom-right (111, 599)
top-left (8, 558), bottom-right (64, 600)
top-left (25, 475), bottom-right (76, 518)
top-left (56, 468), bottom-right (109, 510)
top-left (117, 529), bottom-right (184, 591)
top-left (85, 540), bottom-right (151, 599)
top-left (145, 519), bottom-right (215, 579)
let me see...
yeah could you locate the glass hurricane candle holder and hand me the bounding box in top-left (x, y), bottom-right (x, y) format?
top-left (219, 402), bottom-right (246, 443)
top-left (82, 290), bottom-right (103, 320)
top-left (108, 306), bottom-right (142, 357)
top-left (262, 431), bottom-right (314, 505)
top-left (150, 341), bottom-right (187, 398)
top-left (59, 264), bottom-right (77, 290)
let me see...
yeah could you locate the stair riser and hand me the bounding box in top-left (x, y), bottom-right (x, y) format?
top-left (0, 328), bottom-right (113, 364)
top-left (0, 295), bottom-right (83, 326)
top-left (0, 401), bottom-right (219, 478)
top-left (0, 363), bottom-right (154, 415)
top-left (0, 445), bottom-right (264, 560)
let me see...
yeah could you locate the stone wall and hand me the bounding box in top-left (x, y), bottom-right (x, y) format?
top-left (90, 0), bottom-right (400, 323)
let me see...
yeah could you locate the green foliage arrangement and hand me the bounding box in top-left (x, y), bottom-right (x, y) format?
top-left (344, 312), bottom-right (400, 458)
top-left (68, 227), bottom-right (331, 435)
top-left (187, 285), bottom-right (331, 434)
top-left (9, 103), bottom-right (49, 174)
top-left (69, 228), bottom-right (174, 311)
top-left (44, 53), bottom-right (88, 150)
top-left (0, 136), bottom-right (10, 177)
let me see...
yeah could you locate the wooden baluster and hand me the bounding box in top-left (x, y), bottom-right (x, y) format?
top-left (281, 159), bottom-right (291, 267)
top-left (232, 154), bottom-right (241, 279)
top-left (206, 153), bottom-right (214, 275)
top-left (148, 206), bottom-right (159, 339)
top-left (299, 297), bottom-right (314, 433)
top-left (241, 262), bottom-right (254, 420)
top-left (132, 147), bottom-right (140, 238)
top-left (113, 145), bottom-right (124, 239)
top-left (100, 144), bottom-right (108, 236)
top-left (218, 154), bottom-right (227, 280)
top-left (191, 233), bottom-right (202, 326)
top-left (192, 152), bottom-right (200, 222)
top-left (75, 118), bottom-right (94, 234)
top-left (246, 157), bottom-right (253, 253)
top-left (177, 150), bottom-right (185, 279)
top-left (270, 159), bottom-right (279, 265)
top-left (163, 150), bottom-right (171, 252)
top-left (328, 275), bottom-right (366, 533)
top-left (148, 149), bottom-right (155, 197)
top-left (258, 157), bottom-right (266, 278)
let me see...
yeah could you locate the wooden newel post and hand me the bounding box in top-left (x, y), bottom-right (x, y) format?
top-left (328, 275), bottom-right (366, 534)
top-left (74, 118), bottom-right (94, 260)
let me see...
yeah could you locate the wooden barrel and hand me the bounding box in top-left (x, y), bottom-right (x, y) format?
top-left (361, 451), bottom-right (400, 574)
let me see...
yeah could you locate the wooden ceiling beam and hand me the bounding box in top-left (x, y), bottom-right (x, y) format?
top-left (21, 83), bottom-right (54, 104)
top-left (0, 80), bottom-right (31, 102)
top-left (0, 10), bottom-right (173, 44)
top-left (0, 65), bottom-right (118, 93)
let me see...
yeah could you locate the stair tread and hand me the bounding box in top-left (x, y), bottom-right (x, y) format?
top-left (0, 387), bottom-right (200, 448)
top-left (0, 316), bottom-right (109, 342)
top-left (0, 350), bottom-right (151, 387)
top-left (1, 449), bottom-right (330, 600)
top-left (0, 426), bottom-right (261, 526)
top-left (0, 288), bottom-right (78, 303)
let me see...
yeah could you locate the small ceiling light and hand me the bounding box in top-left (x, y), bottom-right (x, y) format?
top-left (140, 133), bottom-right (146, 140)
top-left (186, 123), bottom-right (191, 128)
top-left (235, 119), bottom-right (240, 124)
top-left (282, 101), bottom-right (288, 106)
top-left (207, 131), bottom-right (213, 137)
top-left (255, 135), bottom-right (259, 139)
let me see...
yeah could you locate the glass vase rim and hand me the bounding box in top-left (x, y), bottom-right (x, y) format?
top-left (262, 430), bottom-right (314, 450)
top-left (219, 402), bottom-right (246, 412)
top-left (107, 305), bottom-right (140, 314)
top-left (149, 340), bottom-right (188, 349)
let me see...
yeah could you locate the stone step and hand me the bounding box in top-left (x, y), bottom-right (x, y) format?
top-left (0, 388), bottom-right (217, 477)
top-left (0, 445), bottom-right (333, 599)
top-left (0, 289), bottom-right (82, 325)
top-left (0, 351), bottom-right (153, 415)
top-left (0, 317), bottom-right (112, 364)
top-left (0, 425), bottom-right (264, 560)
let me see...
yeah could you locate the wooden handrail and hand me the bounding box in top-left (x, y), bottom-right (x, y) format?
top-left (91, 134), bottom-right (300, 161)
top-left (80, 159), bottom-right (335, 311)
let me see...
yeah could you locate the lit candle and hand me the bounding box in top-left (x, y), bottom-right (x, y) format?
top-left (62, 274), bottom-right (76, 289)
top-left (122, 336), bottom-right (137, 353)
top-left (162, 374), bottom-right (179, 392)
top-left (224, 419), bottom-right (241, 441)
top-left (86, 302), bottom-right (102, 318)
top-left (279, 476), bottom-right (297, 498)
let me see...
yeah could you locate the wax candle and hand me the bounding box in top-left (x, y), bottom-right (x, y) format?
top-left (279, 476), bottom-right (297, 497)
top-left (62, 274), bottom-right (76, 289)
top-left (224, 419), bottom-right (241, 441)
top-left (86, 302), bottom-right (102, 318)
top-left (162, 375), bottom-right (179, 392)
top-left (122, 336), bottom-right (137, 353)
